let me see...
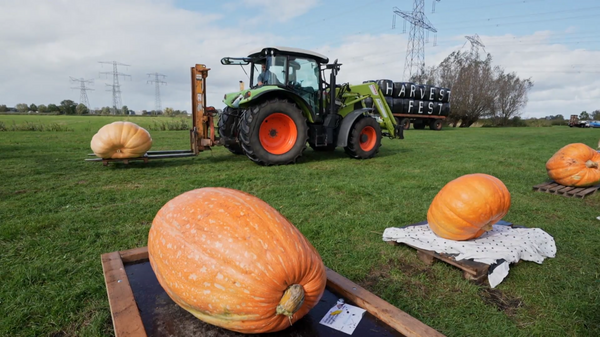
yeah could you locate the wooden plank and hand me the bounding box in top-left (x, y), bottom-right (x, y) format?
top-left (547, 184), bottom-right (565, 193)
top-left (533, 181), bottom-right (600, 199)
top-left (405, 244), bottom-right (487, 278)
top-left (325, 268), bottom-right (445, 337)
top-left (532, 181), bottom-right (553, 190)
top-left (120, 247), bottom-right (149, 263)
top-left (565, 188), bottom-right (585, 197)
top-left (101, 252), bottom-right (147, 337)
top-left (104, 247), bottom-right (443, 337)
top-left (575, 186), bottom-right (599, 198)
top-left (557, 186), bottom-right (575, 194)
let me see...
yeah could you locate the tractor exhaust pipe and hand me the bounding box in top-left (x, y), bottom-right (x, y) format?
top-left (327, 59), bottom-right (341, 116)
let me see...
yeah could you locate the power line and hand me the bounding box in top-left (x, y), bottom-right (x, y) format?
top-left (69, 77), bottom-right (94, 109)
top-left (147, 72), bottom-right (167, 112)
top-left (392, 0), bottom-right (442, 80)
top-left (99, 61), bottom-right (131, 113)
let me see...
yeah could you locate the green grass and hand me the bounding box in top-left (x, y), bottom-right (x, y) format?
top-left (1, 115), bottom-right (599, 336)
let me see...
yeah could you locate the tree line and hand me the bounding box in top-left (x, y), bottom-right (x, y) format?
top-left (0, 100), bottom-right (188, 116)
top-left (412, 50), bottom-right (534, 127)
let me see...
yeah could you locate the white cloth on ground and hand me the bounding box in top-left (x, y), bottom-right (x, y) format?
top-left (382, 222), bottom-right (556, 288)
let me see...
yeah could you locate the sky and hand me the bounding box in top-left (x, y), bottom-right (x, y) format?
top-left (1, 0), bottom-right (600, 118)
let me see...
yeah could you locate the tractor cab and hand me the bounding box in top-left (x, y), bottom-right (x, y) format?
top-left (222, 47), bottom-right (329, 119)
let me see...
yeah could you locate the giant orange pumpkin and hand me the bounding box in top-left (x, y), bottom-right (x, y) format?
top-left (546, 143), bottom-right (600, 187)
top-left (148, 187), bottom-right (327, 334)
top-left (90, 121), bottom-right (152, 158)
top-left (427, 173), bottom-right (511, 241)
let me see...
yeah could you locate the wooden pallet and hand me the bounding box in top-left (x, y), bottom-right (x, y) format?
top-left (101, 247), bottom-right (445, 337)
top-left (386, 221), bottom-right (522, 286)
top-left (532, 181), bottom-right (600, 199)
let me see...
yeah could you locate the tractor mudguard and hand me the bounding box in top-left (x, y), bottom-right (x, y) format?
top-left (336, 108), bottom-right (373, 147)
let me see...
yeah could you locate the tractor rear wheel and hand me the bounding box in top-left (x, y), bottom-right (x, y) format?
top-left (344, 117), bottom-right (382, 159)
top-left (218, 107), bottom-right (244, 155)
top-left (239, 99), bottom-right (308, 165)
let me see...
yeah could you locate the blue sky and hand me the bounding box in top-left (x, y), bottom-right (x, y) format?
top-left (1, 0), bottom-right (600, 118)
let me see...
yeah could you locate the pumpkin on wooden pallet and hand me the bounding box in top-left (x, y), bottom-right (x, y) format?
top-left (546, 143), bottom-right (600, 187)
top-left (427, 173), bottom-right (512, 241)
top-left (147, 187), bottom-right (327, 334)
top-left (90, 121), bottom-right (152, 159)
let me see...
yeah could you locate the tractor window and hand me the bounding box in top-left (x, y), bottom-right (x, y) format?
top-left (251, 56), bottom-right (287, 87)
top-left (290, 58), bottom-right (320, 113)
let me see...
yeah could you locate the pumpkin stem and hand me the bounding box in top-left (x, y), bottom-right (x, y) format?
top-left (482, 223), bottom-right (494, 232)
top-left (586, 160), bottom-right (599, 169)
top-left (276, 284), bottom-right (305, 324)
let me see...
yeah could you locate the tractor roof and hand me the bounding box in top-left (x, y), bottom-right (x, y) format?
top-left (247, 46), bottom-right (329, 64)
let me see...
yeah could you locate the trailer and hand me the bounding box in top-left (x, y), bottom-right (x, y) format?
top-left (363, 80), bottom-right (451, 130)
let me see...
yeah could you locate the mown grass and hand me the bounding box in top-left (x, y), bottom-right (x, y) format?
top-left (0, 115), bottom-right (599, 337)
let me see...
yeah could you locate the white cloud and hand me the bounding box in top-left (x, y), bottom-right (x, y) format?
top-left (242, 0), bottom-right (320, 23)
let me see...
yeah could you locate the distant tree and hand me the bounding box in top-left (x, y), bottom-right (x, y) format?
top-left (47, 104), bottom-right (60, 113)
top-left (16, 103), bottom-right (29, 112)
top-left (579, 111), bottom-right (589, 120)
top-left (59, 100), bottom-right (77, 115)
top-left (101, 107), bottom-right (111, 115)
top-left (591, 110), bottom-right (600, 120)
top-left (164, 107), bottom-right (174, 117)
top-left (121, 105), bottom-right (129, 115)
top-left (554, 114), bottom-right (564, 120)
top-left (491, 69), bottom-right (534, 126)
top-left (38, 104), bottom-right (48, 113)
top-left (29, 103), bottom-right (38, 112)
top-left (0, 104), bottom-right (7, 112)
top-left (76, 103), bottom-right (89, 115)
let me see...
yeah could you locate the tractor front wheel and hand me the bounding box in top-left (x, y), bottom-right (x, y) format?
top-left (344, 117), bottom-right (382, 159)
top-left (239, 99), bottom-right (308, 165)
top-left (218, 107), bottom-right (244, 155)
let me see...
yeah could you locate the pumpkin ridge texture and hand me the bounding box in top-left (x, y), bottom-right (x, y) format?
top-left (148, 187), bottom-right (327, 334)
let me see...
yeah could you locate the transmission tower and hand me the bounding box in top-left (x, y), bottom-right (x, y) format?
top-left (392, 0), bottom-right (441, 80)
top-left (69, 77), bottom-right (94, 108)
top-left (147, 73), bottom-right (167, 112)
top-left (464, 34), bottom-right (486, 54)
top-left (99, 61), bottom-right (131, 113)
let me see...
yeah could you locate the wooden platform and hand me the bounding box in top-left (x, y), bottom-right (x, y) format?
top-left (387, 221), bottom-right (521, 286)
top-left (532, 181), bottom-right (600, 199)
top-left (101, 247), bottom-right (444, 337)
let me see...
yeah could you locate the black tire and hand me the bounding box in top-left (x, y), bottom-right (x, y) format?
top-left (429, 119), bottom-right (443, 131)
top-left (238, 99), bottom-right (308, 166)
top-left (217, 107), bottom-right (244, 155)
top-left (344, 117), bottom-right (382, 159)
top-left (397, 117), bottom-right (410, 130)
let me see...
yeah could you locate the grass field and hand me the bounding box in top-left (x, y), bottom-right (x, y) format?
top-left (1, 115), bottom-right (599, 336)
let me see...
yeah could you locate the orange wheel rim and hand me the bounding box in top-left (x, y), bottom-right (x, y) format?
top-left (259, 113), bottom-right (298, 155)
top-left (359, 126), bottom-right (376, 151)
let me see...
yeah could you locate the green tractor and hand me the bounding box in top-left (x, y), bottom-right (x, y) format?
top-left (219, 46), bottom-right (404, 166)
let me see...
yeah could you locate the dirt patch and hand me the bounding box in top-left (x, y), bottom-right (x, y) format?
top-left (479, 288), bottom-right (524, 316)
